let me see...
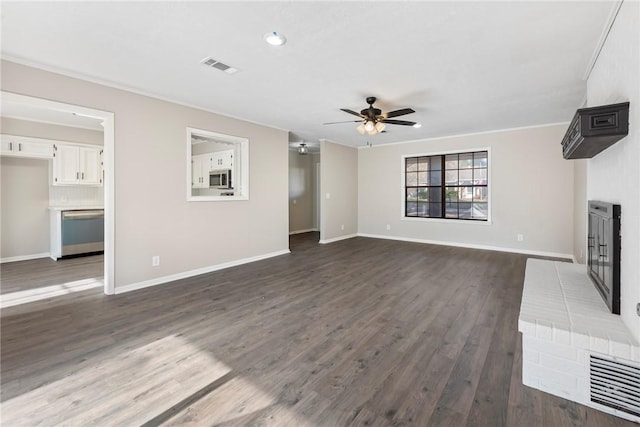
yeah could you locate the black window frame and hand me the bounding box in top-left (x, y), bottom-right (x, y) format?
top-left (404, 150), bottom-right (489, 221)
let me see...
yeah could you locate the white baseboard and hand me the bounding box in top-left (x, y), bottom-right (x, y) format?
top-left (0, 252), bottom-right (50, 264)
top-left (289, 228), bottom-right (318, 235)
top-left (319, 233), bottom-right (358, 244)
top-left (357, 233), bottom-right (573, 260)
top-left (115, 249), bottom-right (291, 295)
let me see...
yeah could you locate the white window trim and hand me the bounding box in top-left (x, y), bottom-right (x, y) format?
top-left (400, 147), bottom-right (492, 224)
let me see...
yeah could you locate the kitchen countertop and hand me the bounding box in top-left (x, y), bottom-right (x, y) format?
top-left (48, 206), bottom-right (104, 211)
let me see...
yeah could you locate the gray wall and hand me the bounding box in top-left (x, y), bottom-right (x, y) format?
top-left (1, 117), bottom-right (103, 145)
top-left (358, 124), bottom-right (574, 257)
top-left (320, 141), bottom-right (357, 242)
top-left (288, 151), bottom-right (317, 233)
top-left (585, 0), bottom-right (639, 341)
top-left (572, 159), bottom-right (587, 264)
top-left (1, 59), bottom-right (289, 290)
top-left (0, 157), bottom-right (50, 260)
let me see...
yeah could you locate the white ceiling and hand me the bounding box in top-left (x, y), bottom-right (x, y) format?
top-left (0, 2), bottom-right (615, 147)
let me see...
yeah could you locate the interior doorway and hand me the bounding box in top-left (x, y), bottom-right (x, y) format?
top-left (288, 141), bottom-right (320, 242)
top-left (0, 92), bottom-right (114, 300)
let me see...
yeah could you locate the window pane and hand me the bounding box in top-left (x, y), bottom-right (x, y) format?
top-left (430, 171), bottom-right (441, 186)
top-left (417, 202), bottom-right (428, 216)
top-left (418, 157), bottom-right (429, 171)
top-left (406, 187), bottom-right (418, 201)
top-left (430, 156), bottom-right (442, 171)
top-left (459, 153), bottom-right (473, 169)
top-left (445, 154), bottom-right (458, 170)
top-left (417, 188), bottom-right (428, 201)
top-left (445, 202), bottom-right (458, 218)
top-left (406, 172), bottom-right (417, 186)
top-left (418, 171), bottom-right (429, 185)
top-left (459, 186), bottom-right (473, 202)
top-left (472, 202), bottom-right (488, 219)
top-left (406, 202), bottom-right (418, 216)
top-left (473, 168), bottom-right (487, 185)
top-left (429, 202), bottom-right (442, 217)
top-left (474, 186), bottom-right (488, 202)
top-left (445, 170), bottom-right (457, 185)
top-left (406, 157), bottom-right (418, 172)
top-left (429, 187), bottom-right (442, 203)
top-left (459, 202), bottom-right (472, 219)
top-left (474, 152), bottom-right (488, 168)
top-left (459, 169), bottom-right (472, 185)
top-left (445, 187), bottom-right (459, 202)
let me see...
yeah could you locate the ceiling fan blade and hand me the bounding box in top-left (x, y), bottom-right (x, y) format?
top-left (323, 120), bottom-right (363, 125)
top-left (384, 108), bottom-right (415, 118)
top-left (383, 119), bottom-right (417, 126)
top-left (340, 108), bottom-right (365, 118)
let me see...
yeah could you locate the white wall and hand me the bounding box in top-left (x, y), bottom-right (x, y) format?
top-left (320, 140), bottom-right (357, 242)
top-left (358, 125), bottom-right (574, 257)
top-left (585, 1), bottom-right (639, 342)
top-left (0, 157), bottom-right (50, 260)
top-left (1, 60), bottom-right (289, 290)
top-left (289, 150), bottom-right (316, 233)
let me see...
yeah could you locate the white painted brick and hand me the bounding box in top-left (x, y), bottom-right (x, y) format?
top-left (536, 321), bottom-right (553, 341)
top-left (589, 336), bottom-right (610, 354)
top-left (571, 331), bottom-right (590, 348)
top-left (609, 340), bottom-right (632, 359)
top-left (554, 328), bottom-right (572, 345)
top-left (523, 348), bottom-right (539, 363)
top-left (524, 336), bottom-right (578, 361)
top-left (518, 319), bottom-right (535, 335)
top-left (539, 352), bottom-right (585, 377)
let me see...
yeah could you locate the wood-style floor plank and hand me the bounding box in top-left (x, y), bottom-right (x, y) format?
top-left (1, 233), bottom-right (635, 426)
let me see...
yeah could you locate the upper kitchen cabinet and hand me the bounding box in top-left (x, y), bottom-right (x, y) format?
top-left (0, 134), bottom-right (54, 158)
top-left (53, 143), bottom-right (103, 186)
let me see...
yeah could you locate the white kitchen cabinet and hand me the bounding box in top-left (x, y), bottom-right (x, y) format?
top-left (53, 143), bottom-right (103, 186)
top-left (211, 150), bottom-right (233, 170)
top-left (191, 154), bottom-right (209, 188)
top-left (0, 134), bottom-right (54, 158)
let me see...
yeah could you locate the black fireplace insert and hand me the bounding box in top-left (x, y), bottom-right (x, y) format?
top-left (587, 201), bottom-right (621, 315)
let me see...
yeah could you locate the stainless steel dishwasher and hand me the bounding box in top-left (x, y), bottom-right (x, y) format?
top-left (61, 209), bottom-right (104, 256)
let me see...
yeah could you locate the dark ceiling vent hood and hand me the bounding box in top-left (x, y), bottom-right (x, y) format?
top-left (561, 102), bottom-right (629, 159)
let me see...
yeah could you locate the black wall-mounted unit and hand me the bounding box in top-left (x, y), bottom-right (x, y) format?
top-left (587, 201), bottom-right (621, 315)
top-left (561, 102), bottom-right (629, 159)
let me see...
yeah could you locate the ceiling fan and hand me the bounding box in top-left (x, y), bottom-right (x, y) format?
top-left (324, 97), bottom-right (420, 135)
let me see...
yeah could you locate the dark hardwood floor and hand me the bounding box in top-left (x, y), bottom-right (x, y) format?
top-left (0, 254), bottom-right (103, 294)
top-left (0, 233), bottom-right (633, 426)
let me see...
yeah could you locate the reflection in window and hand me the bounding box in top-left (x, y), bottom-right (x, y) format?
top-left (404, 150), bottom-right (488, 221)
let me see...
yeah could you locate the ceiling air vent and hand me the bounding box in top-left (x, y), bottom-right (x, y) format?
top-left (200, 57), bottom-right (238, 75)
top-left (590, 354), bottom-right (640, 418)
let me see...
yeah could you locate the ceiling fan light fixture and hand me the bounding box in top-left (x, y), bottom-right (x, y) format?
top-left (264, 31), bottom-right (287, 46)
top-left (357, 124), bottom-right (366, 134)
top-left (375, 122), bottom-right (386, 133)
top-left (364, 121), bottom-right (375, 132)
top-left (413, 123), bottom-right (422, 128)
top-left (298, 143), bottom-right (308, 155)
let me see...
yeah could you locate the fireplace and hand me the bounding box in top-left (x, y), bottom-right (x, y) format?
top-left (587, 201), bottom-right (621, 314)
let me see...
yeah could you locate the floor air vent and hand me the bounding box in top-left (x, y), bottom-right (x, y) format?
top-left (590, 354), bottom-right (640, 417)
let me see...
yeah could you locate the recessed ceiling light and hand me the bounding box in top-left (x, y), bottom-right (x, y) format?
top-left (264, 31), bottom-right (287, 46)
top-left (413, 123), bottom-right (422, 128)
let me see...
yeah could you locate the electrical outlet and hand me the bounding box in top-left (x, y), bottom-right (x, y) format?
top-left (292, 199), bottom-right (297, 205)
top-left (152, 256), bottom-right (160, 267)
top-left (386, 224), bottom-right (391, 231)
top-left (341, 224), bottom-right (344, 230)
top-left (517, 234), bottom-right (524, 242)
top-left (326, 192), bottom-right (331, 199)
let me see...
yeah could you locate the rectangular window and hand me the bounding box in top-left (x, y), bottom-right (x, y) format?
top-left (404, 150), bottom-right (488, 221)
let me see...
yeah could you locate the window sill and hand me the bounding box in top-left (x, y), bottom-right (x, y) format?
top-left (401, 217), bottom-right (493, 225)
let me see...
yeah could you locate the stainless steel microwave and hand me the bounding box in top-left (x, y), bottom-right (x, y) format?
top-left (209, 169), bottom-right (232, 189)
